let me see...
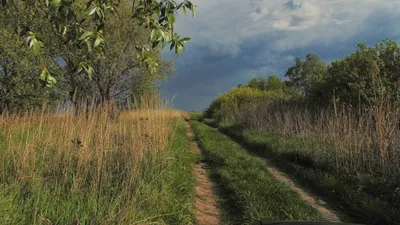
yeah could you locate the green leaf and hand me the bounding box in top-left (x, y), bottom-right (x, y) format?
top-left (191, 5), bottom-right (195, 17)
top-left (152, 40), bottom-right (160, 48)
top-left (32, 39), bottom-right (40, 56)
top-left (86, 42), bottom-right (92, 52)
top-left (46, 75), bottom-right (57, 87)
top-left (89, 7), bottom-right (97, 15)
top-left (79, 31), bottom-right (93, 41)
top-left (170, 41), bottom-right (175, 51)
top-left (62, 26), bottom-right (67, 36)
top-left (167, 13), bottom-right (175, 24)
top-left (87, 66), bottom-right (93, 79)
top-left (51, 0), bottom-right (61, 8)
top-left (168, 1), bottom-right (177, 9)
top-left (180, 37), bottom-right (191, 43)
top-left (94, 36), bottom-right (101, 47)
top-left (28, 38), bottom-right (35, 48)
top-left (159, 29), bottom-right (166, 41)
top-left (78, 63), bottom-right (94, 78)
top-left (182, 6), bottom-right (187, 16)
top-left (176, 42), bottom-right (184, 55)
top-left (177, 2), bottom-right (184, 9)
top-left (185, 2), bottom-right (192, 9)
top-left (150, 29), bottom-right (157, 41)
top-left (40, 68), bottom-right (48, 81)
top-left (39, 66), bottom-right (57, 87)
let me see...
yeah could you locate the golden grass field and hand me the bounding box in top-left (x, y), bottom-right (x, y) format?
top-left (0, 97), bottom-right (194, 224)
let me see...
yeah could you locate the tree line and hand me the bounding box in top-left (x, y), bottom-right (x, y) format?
top-left (207, 39), bottom-right (400, 120)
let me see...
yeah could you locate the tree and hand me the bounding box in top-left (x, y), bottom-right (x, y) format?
top-left (0, 0), bottom-right (195, 78)
top-left (285, 57), bottom-right (303, 91)
top-left (285, 53), bottom-right (327, 96)
top-left (320, 41), bottom-right (400, 107)
top-left (323, 44), bottom-right (381, 106)
top-left (58, 2), bottom-right (175, 111)
top-left (248, 75), bottom-right (287, 91)
top-left (0, 22), bottom-right (66, 112)
top-left (375, 39), bottom-right (400, 102)
top-left (248, 77), bottom-right (266, 90)
top-left (265, 75), bottom-right (285, 91)
top-left (0, 0), bottom-right (182, 113)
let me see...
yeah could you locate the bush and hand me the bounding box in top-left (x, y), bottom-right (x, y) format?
top-left (207, 86), bottom-right (295, 121)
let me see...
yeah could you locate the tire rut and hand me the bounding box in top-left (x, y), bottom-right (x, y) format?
top-left (262, 158), bottom-right (348, 223)
top-left (186, 123), bottom-right (221, 225)
top-left (228, 133), bottom-right (351, 223)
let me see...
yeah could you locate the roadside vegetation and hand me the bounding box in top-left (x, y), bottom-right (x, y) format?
top-left (0, 1), bottom-right (198, 223)
top-left (0, 98), bottom-right (196, 224)
top-left (203, 40), bottom-right (400, 225)
top-left (190, 120), bottom-right (324, 225)
top-left (205, 120), bottom-right (400, 225)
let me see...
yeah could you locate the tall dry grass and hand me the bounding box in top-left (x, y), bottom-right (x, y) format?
top-left (236, 100), bottom-right (400, 181)
top-left (0, 96), bottom-right (189, 224)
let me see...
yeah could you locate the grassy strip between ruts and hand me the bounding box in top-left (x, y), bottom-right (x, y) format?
top-left (204, 118), bottom-right (400, 225)
top-left (190, 120), bottom-right (324, 225)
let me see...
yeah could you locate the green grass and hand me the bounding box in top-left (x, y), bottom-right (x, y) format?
top-left (188, 111), bottom-right (204, 121)
top-left (215, 121), bottom-right (400, 225)
top-left (143, 117), bottom-right (197, 224)
top-left (202, 118), bottom-right (219, 128)
top-left (0, 118), bottom-right (196, 225)
top-left (190, 121), bottom-right (324, 225)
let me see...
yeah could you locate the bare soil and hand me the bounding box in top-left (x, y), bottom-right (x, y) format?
top-left (263, 158), bottom-right (350, 223)
top-left (186, 123), bottom-right (221, 225)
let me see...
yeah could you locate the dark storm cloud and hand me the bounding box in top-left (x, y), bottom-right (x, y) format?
top-left (161, 39), bottom-right (293, 111)
top-left (161, 0), bottom-right (400, 111)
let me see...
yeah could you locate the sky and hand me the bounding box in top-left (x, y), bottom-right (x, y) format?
top-left (160, 0), bottom-right (400, 111)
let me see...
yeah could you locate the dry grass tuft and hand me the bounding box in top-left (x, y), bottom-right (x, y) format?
top-left (236, 100), bottom-right (400, 181)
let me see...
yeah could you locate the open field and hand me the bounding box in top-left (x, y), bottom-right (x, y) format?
top-left (0, 104), bottom-right (196, 224)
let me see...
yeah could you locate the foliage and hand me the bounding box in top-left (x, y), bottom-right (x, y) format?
top-left (285, 53), bottom-right (327, 97)
top-left (0, 23), bottom-right (67, 111)
top-left (60, 3), bottom-right (175, 108)
top-left (206, 76), bottom-right (297, 120)
top-left (248, 75), bottom-right (287, 91)
top-left (321, 41), bottom-right (400, 106)
top-left (282, 40), bottom-right (400, 107)
top-left (0, 0), bottom-right (184, 111)
top-left (215, 40), bottom-right (400, 114)
top-left (0, 0), bottom-right (195, 76)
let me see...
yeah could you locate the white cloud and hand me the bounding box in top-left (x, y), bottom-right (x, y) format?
top-left (250, 7), bottom-right (269, 22)
top-left (174, 0), bottom-right (400, 54)
top-left (270, 0), bottom-right (322, 31)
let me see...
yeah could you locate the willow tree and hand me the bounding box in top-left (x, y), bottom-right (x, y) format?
top-left (0, 0), bottom-right (195, 80)
top-left (0, 16), bottom-right (67, 111)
